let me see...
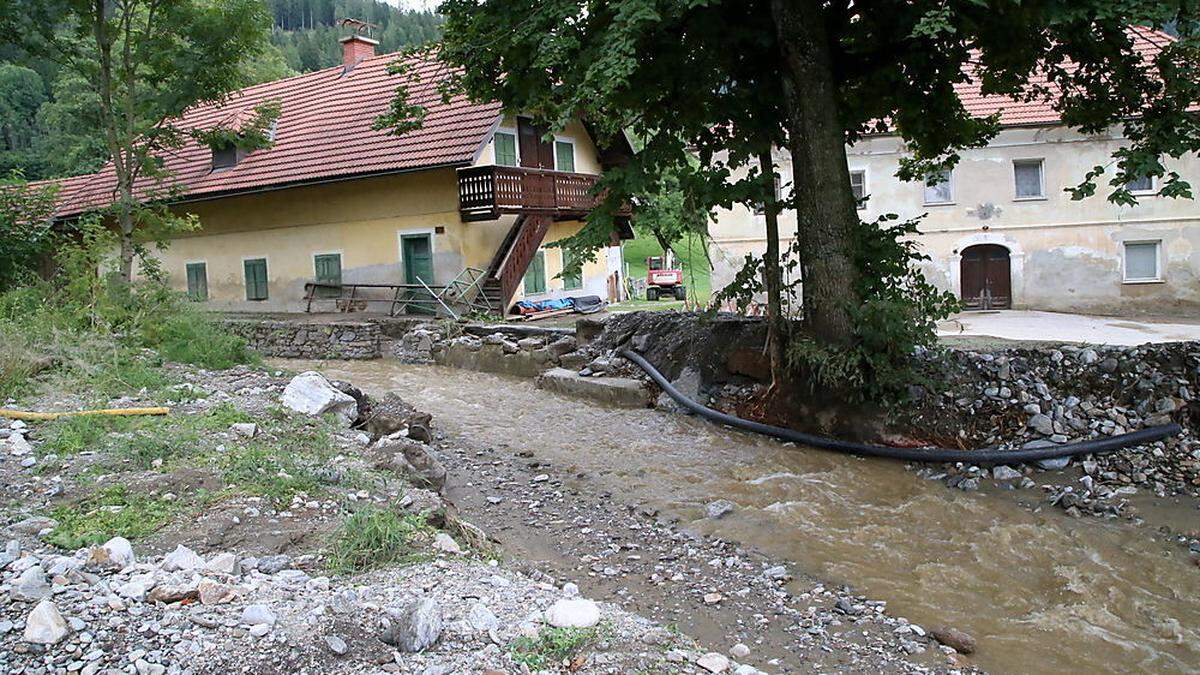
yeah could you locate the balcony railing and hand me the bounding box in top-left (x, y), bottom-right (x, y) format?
top-left (457, 165), bottom-right (631, 222)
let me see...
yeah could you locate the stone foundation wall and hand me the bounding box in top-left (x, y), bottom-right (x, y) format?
top-left (223, 319), bottom-right (382, 359)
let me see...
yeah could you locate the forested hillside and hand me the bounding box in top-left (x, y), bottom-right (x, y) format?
top-left (0, 0), bottom-right (441, 181)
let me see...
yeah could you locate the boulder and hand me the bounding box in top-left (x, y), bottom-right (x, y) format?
top-left (204, 552), bottom-right (241, 575)
top-left (931, 626), bottom-right (976, 654)
top-left (11, 565), bottom-right (50, 602)
top-left (256, 554), bottom-right (292, 574)
top-left (991, 465), bottom-right (1023, 481)
top-left (544, 598), bottom-right (601, 628)
top-left (281, 372), bottom-right (358, 425)
top-left (696, 652), bottom-right (730, 673)
top-left (467, 603), bottom-right (499, 632)
top-left (705, 500), bottom-right (735, 520)
top-left (161, 544), bottom-right (205, 572)
top-left (364, 392), bottom-right (433, 442)
top-left (198, 579), bottom-right (240, 606)
top-left (241, 604), bottom-right (276, 626)
top-left (23, 599), bottom-right (70, 644)
top-left (656, 367), bottom-right (702, 413)
top-left (88, 536), bottom-right (135, 570)
top-left (431, 533), bottom-right (462, 555)
top-left (373, 440), bottom-right (447, 491)
top-left (230, 422), bottom-right (258, 438)
top-left (381, 598), bottom-right (442, 652)
top-left (147, 583), bottom-right (198, 604)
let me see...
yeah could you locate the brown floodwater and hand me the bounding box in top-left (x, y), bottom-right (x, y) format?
top-left (298, 360), bottom-right (1199, 674)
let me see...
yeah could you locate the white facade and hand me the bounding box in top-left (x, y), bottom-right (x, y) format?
top-left (709, 126), bottom-right (1200, 316)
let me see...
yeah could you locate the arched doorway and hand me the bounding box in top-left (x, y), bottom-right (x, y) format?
top-left (960, 244), bottom-right (1011, 310)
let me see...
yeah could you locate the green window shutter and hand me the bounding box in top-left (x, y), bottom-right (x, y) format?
top-left (495, 132), bottom-right (517, 166)
top-left (555, 141), bottom-right (575, 172)
top-left (562, 249), bottom-right (582, 290)
top-left (185, 263), bottom-right (208, 301)
top-left (244, 258), bottom-right (268, 301)
top-left (314, 253), bottom-right (342, 298)
top-left (523, 250), bottom-right (546, 295)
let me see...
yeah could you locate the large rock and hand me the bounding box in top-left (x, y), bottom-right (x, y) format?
top-left (696, 652), bottom-right (730, 673)
top-left (373, 440), bottom-right (447, 491)
top-left (88, 536), bottom-right (135, 569)
top-left (931, 626), bottom-right (976, 654)
top-left (161, 544), bottom-right (205, 572)
top-left (281, 372), bottom-right (358, 425)
top-left (544, 598), bottom-right (601, 628)
top-left (536, 368), bottom-right (653, 408)
top-left (23, 599), bottom-right (70, 644)
top-left (656, 366), bottom-right (702, 413)
top-left (364, 392), bottom-right (433, 442)
top-left (241, 604), bottom-right (276, 626)
top-left (380, 598), bottom-right (442, 652)
top-left (198, 579), bottom-right (240, 606)
top-left (11, 566), bottom-right (50, 602)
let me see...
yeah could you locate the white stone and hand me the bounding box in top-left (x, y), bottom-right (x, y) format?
top-left (431, 533), bottom-right (462, 555)
top-left (467, 603), bottom-right (499, 632)
top-left (161, 544), bottom-right (205, 572)
top-left (544, 598), bottom-right (601, 628)
top-left (729, 643), bottom-right (751, 659)
top-left (23, 599), bottom-right (71, 644)
top-left (230, 422), bottom-right (258, 438)
top-left (992, 465), bottom-right (1023, 481)
top-left (90, 536), bottom-right (135, 569)
top-left (696, 652), bottom-right (731, 673)
top-left (204, 552), bottom-right (240, 575)
top-left (7, 432), bottom-right (33, 456)
top-left (241, 604), bottom-right (276, 626)
top-left (280, 372), bottom-right (357, 425)
top-left (11, 565), bottom-right (50, 602)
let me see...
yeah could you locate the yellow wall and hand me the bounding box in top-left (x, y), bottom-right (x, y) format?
top-left (512, 220), bottom-right (611, 303)
top-left (475, 116), bottom-right (603, 175)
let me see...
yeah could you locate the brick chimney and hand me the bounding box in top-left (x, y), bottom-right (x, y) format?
top-left (340, 34), bottom-right (378, 67)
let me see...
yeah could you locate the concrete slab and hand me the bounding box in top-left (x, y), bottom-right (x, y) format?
top-left (536, 368), bottom-right (653, 408)
top-left (937, 310), bottom-right (1200, 346)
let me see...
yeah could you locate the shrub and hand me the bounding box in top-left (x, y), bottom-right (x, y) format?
top-left (325, 506), bottom-right (428, 574)
top-left (509, 626), bottom-right (601, 670)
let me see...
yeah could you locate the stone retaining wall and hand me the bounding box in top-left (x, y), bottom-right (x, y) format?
top-left (223, 319), bottom-right (382, 359)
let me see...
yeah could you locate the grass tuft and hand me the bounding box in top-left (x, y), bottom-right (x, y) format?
top-left (47, 485), bottom-right (184, 549)
top-left (325, 506), bottom-right (428, 574)
top-left (509, 626), bottom-right (601, 670)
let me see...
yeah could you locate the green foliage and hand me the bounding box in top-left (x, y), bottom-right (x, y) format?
top-left (0, 64), bottom-right (47, 176)
top-left (325, 506), bottom-right (428, 574)
top-left (47, 485), bottom-right (183, 549)
top-left (786, 215), bottom-right (960, 402)
top-left (149, 307), bottom-right (259, 370)
top-left (509, 626), bottom-right (601, 670)
top-left (0, 171), bottom-right (59, 290)
top-left (266, 2), bottom-right (442, 73)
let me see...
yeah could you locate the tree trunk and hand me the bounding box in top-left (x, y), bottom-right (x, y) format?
top-left (759, 150), bottom-right (786, 388)
top-left (117, 200), bottom-right (134, 282)
top-left (769, 0), bottom-right (861, 345)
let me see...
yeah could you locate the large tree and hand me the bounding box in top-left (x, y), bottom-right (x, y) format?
top-left (0, 0), bottom-right (276, 282)
top-left (430, 0), bottom-right (1198, 351)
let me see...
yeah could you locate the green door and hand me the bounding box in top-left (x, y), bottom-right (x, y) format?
top-left (401, 234), bottom-right (434, 314)
top-left (314, 253), bottom-right (342, 298)
top-left (524, 249), bottom-right (547, 295)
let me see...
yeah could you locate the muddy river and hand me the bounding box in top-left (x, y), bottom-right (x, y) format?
top-left (305, 360), bottom-right (1199, 674)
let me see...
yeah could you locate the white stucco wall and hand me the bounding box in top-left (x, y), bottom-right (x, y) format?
top-left (709, 126), bottom-right (1200, 316)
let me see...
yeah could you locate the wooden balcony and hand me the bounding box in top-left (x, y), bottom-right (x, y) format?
top-left (457, 165), bottom-right (631, 222)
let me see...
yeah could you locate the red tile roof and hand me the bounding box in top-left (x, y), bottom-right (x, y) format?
top-left (955, 25), bottom-right (1174, 126)
top-left (54, 51), bottom-right (501, 217)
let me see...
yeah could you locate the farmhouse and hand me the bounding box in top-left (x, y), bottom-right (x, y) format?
top-left (709, 26), bottom-right (1200, 316)
top-left (49, 34), bottom-right (632, 315)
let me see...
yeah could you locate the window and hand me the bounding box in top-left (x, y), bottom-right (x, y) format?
top-left (494, 131), bottom-right (518, 166)
top-left (1126, 174), bottom-right (1155, 194)
top-left (1013, 159), bottom-right (1045, 199)
top-left (562, 248), bottom-right (582, 290)
top-left (523, 250), bottom-right (547, 295)
top-left (244, 258), bottom-right (268, 301)
top-left (923, 169), bottom-right (953, 205)
top-left (554, 140), bottom-right (575, 172)
top-left (1123, 241), bottom-right (1161, 282)
top-left (185, 263), bottom-right (208, 301)
top-left (212, 143), bottom-right (238, 171)
top-left (314, 253), bottom-right (342, 298)
top-left (850, 170), bottom-right (867, 208)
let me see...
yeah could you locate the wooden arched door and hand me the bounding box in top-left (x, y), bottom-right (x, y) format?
top-left (960, 244), bottom-right (1011, 310)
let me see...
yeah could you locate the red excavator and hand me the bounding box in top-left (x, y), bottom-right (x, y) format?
top-left (645, 255), bottom-right (686, 301)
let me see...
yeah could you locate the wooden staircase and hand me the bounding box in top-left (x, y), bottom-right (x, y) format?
top-left (483, 214), bottom-right (552, 316)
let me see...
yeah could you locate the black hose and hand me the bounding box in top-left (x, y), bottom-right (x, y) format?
top-left (620, 349), bottom-right (1182, 464)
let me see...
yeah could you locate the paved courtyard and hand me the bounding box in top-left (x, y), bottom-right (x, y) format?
top-left (937, 310), bottom-right (1200, 346)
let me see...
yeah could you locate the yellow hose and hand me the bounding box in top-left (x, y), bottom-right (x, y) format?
top-left (0, 407), bottom-right (170, 421)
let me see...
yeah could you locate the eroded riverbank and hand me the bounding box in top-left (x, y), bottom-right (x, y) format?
top-left (304, 359), bottom-right (1200, 674)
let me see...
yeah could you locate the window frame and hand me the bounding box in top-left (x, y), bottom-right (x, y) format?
top-left (1125, 174), bottom-right (1157, 196)
top-left (553, 137), bottom-right (576, 173)
top-left (185, 261), bottom-right (208, 301)
top-left (493, 128), bottom-right (519, 167)
top-left (849, 169), bottom-right (868, 209)
top-left (243, 257), bottom-right (269, 301)
top-left (922, 168), bottom-right (954, 206)
top-left (1122, 240), bottom-right (1163, 284)
top-left (1012, 158), bottom-right (1046, 201)
top-left (523, 249), bottom-right (547, 295)
top-left (561, 248), bottom-right (583, 291)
